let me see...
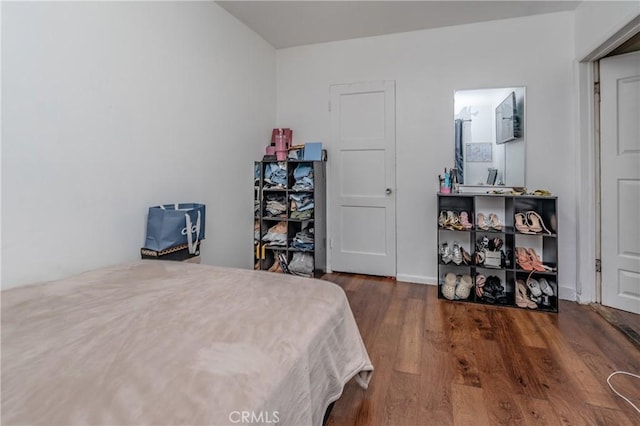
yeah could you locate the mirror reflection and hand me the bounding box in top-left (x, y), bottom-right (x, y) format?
top-left (454, 87), bottom-right (525, 187)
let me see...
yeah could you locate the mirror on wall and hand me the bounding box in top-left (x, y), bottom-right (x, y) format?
top-left (454, 87), bottom-right (525, 187)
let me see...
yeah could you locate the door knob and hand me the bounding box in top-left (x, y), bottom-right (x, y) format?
top-left (386, 188), bottom-right (393, 195)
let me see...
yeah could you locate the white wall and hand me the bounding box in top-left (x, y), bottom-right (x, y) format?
top-left (277, 12), bottom-right (577, 299)
top-left (2, 2), bottom-right (275, 288)
top-left (574, 0), bottom-right (640, 60)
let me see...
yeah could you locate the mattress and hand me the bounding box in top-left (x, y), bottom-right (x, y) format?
top-left (1, 261), bottom-right (373, 425)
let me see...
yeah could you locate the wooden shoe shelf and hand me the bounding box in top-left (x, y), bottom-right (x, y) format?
top-left (437, 193), bottom-right (559, 313)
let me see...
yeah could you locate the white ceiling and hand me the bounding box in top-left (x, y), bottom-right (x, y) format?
top-left (216, 1), bottom-right (581, 49)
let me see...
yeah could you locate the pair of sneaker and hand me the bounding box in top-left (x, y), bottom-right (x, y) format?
top-left (527, 277), bottom-right (555, 299)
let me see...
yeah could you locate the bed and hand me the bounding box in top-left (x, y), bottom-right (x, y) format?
top-left (1, 261), bottom-right (373, 425)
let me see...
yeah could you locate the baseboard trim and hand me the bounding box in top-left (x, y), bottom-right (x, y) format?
top-left (559, 285), bottom-right (576, 302)
top-left (396, 274), bottom-right (437, 285)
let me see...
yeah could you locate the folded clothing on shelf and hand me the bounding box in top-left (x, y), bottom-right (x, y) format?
top-left (290, 193), bottom-right (314, 211)
top-left (254, 163), bottom-right (261, 186)
top-left (264, 162), bottom-right (288, 188)
top-left (292, 164), bottom-right (314, 190)
top-left (289, 252), bottom-right (314, 277)
top-left (262, 221), bottom-right (287, 246)
top-left (291, 228), bottom-right (314, 250)
top-left (265, 193), bottom-right (287, 217)
top-left (254, 220), bottom-right (261, 241)
top-left (291, 209), bottom-right (313, 220)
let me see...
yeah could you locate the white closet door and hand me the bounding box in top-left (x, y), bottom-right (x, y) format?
top-left (600, 51), bottom-right (640, 314)
top-left (329, 81), bottom-right (396, 276)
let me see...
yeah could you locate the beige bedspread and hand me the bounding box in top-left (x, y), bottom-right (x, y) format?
top-left (1, 261), bottom-right (373, 425)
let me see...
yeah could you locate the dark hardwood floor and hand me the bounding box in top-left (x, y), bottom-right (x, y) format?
top-left (591, 303), bottom-right (640, 350)
top-left (322, 273), bottom-right (640, 426)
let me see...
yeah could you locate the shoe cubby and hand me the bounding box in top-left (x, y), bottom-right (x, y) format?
top-left (512, 197), bottom-right (558, 235)
top-left (437, 193), bottom-right (558, 313)
top-left (477, 271), bottom-right (514, 306)
top-left (438, 230), bottom-right (472, 266)
top-left (254, 160), bottom-right (326, 276)
top-left (439, 267), bottom-right (473, 301)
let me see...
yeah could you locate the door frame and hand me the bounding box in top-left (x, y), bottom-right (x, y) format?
top-left (576, 15), bottom-right (640, 304)
top-left (326, 80), bottom-right (397, 275)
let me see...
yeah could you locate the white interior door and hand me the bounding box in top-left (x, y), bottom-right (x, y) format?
top-left (329, 81), bottom-right (396, 276)
top-left (600, 51), bottom-right (640, 314)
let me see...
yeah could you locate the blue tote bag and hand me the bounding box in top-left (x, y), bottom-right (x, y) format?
top-left (144, 203), bottom-right (206, 253)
